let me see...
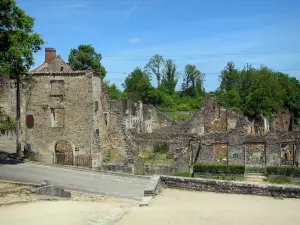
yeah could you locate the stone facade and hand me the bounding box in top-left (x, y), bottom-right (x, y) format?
top-left (0, 48), bottom-right (105, 166)
top-left (114, 96), bottom-right (300, 170)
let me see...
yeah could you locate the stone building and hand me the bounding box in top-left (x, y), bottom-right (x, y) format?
top-left (0, 48), bottom-right (106, 166)
top-left (106, 95), bottom-right (299, 173)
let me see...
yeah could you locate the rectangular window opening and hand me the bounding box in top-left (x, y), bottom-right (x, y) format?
top-left (50, 108), bottom-right (65, 127)
top-left (95, 101), bottom-right (99, 112)
top-left (50, 80), bottom-right (65, 96)
top-left (104, 112), bottom-right (108, 126)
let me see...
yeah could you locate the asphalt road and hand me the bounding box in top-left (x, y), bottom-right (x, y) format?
top-left (0, 162), bottom-right (149, 200)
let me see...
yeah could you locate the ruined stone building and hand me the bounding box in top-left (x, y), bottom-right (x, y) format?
top-left (1, 48), bottom-right (299, 173)
top-left (0, 48), bottom-right (106, 166)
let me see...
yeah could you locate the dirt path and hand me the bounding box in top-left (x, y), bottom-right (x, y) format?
top-left (116, 189), bottom-right (300, 225)
top-left (0, 182), bottom-right (137, 225)
top-left (0, 200), bottom-right (133, 225)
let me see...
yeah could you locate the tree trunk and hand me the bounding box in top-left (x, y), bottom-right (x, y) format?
top-left (16, 77), bottom-right (21, 157)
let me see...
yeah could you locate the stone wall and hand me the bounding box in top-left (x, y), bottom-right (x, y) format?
top-left (159, 176), bottom-right (300, 199)
top-left (0, 77), bottom-right (16, 117)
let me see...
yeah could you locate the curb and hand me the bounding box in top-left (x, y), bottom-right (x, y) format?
top-left (0, 179), bottom-right (41, 187)
top-left (139, 175), bottom-right (161, 207)
top-left (24, 161), bottom-right (151, 180)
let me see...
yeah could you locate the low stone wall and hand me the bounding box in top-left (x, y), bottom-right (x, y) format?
top-left (159, 176), bottom-right (300, 199)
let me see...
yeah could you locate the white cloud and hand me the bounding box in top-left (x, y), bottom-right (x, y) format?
top-left (130, 37), bottom-right (140, 43)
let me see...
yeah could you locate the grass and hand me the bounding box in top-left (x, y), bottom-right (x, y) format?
top-left (144, 158), bottom-right (175, 165)
top-left (27, 156), bottom-right (39, 162)
top-left (138, 150), bottom-right (154, 159)
top-left (171, 172), bottom-right (192, 177)
top-left (165, 112), bottom-right (193, 121)
top-left (195, 175), bottom-right (245, 181)
top-left (268, 177), bottom-right (293, 185)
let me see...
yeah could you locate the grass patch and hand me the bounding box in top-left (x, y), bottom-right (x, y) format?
top-left (171, 172), bottom-right (192, 177)
top-left (27, 156), bottom-right (39, 162)
top-left (138, 150), bottom-right (154, 159)
top-left (268, 177), bottom-right (293, 185)
top-left (144, 158), bottom-right (175, 165)
top-left (195, 175), bottom-right (245, 181)
top-left (165, 112), bottom-right (193, 121)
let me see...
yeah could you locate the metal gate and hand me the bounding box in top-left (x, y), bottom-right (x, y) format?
top-left (54, 153), bottom-right (92, 168)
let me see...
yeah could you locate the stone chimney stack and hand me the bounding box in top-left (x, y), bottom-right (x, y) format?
top-left (45, 48), bottom-right (56, 64)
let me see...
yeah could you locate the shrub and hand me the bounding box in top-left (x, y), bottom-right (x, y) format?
top-left (266, 166), bottom-right (300, 177)
top-left (193, 163), bottom-right (245, 174)
top-left (268, 177), bottom-right (292, 184)
top-left (153, 141), bottom-right (169, 154)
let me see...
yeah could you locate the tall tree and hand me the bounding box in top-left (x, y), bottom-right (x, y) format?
top-left (68, 44), bottom-right (106, 77)
top-left (144, 54), bottom-right (164, 86)
top-left (182, 64), bottom-right (205, 97)
top-left (160, 59), bottom-right (179, 95)
top-left (122, 67), bottom-right (153, 101)
top-left (219, 62), bottom-right (241, 93)
top-left (0, 0), bottom-right (45, 156)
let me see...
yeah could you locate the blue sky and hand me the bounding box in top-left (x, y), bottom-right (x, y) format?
top-left (18, 0), bottom-right (300, 92)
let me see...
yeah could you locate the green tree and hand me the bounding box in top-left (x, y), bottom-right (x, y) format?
top-left (0, 0), bottom-right (45, 156)
top-left (103, 81), bottom-right (126, 100)
top-left (182, 64), bottom-right (205, 97)
top-left (219, 62), bottom-right (242, 93)
top-left (145, 54), bottom-right (164, 86)
top-left (160, 59), bottom-right (179, 96)
top-left (68, 44), bottom-right (106, 77)
top-left (122, 67), bottom-right (153, 101)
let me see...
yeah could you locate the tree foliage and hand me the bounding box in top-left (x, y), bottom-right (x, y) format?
top-left (0, 0), bottom-right (45, 156)
top-left (160, 59), bottom-right (179, 96)
top-left (144, 54), bottom-right (164, 86)
top-left (103, 80), bottom-right (126, 100)
top-left (0, 0), bottom-right (45, 79)
top-left (122, 67), bottom-right (153, 102)
top-left (68, 44), bottom-right (106, 77)
top-left (216, 62), bottom-right (300, 119)
top-left (182, 64), bottom-right (205, 97)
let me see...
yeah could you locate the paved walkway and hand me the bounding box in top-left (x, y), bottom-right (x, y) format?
top-left (0, 162), bottom-right (149, 200)
top-left (116, 189), bottom-right (300, 225)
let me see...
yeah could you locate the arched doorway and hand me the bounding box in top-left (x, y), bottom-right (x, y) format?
top-left (54, 140), bottom-right (73, 165)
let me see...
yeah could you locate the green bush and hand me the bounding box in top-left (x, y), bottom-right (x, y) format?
top-left (153, 141), bottom-right (169, 154)
top-left (165, 112), bottom-right (193, 121)
top-left (194, 163), bottom-right (245, 174)
top-left (268, 177), bottom-right (292, 184)
top-left (266, 166), bottom-right (300, 177)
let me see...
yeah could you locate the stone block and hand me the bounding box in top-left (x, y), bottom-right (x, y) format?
top-left (35, 185), bottom-right (71, 198)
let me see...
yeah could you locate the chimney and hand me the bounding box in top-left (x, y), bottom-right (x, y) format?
top-left (286, 108), bottom-right (290, 115)
top-left (45, 48), bottom-right (56, 64)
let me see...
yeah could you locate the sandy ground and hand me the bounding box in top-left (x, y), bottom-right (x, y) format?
top-left (0, 182), bottom-right (137, 225)
top-left (116, 189), bottom-right (300, 225)
top-left (0, 200), bottom-right (133, 225)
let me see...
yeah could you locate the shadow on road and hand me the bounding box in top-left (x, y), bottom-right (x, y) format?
top-left (0, 151), bottom-right (24, 165)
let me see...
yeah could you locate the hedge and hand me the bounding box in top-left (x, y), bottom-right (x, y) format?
top-left (194, 164), bottom-right (300, 177)
top-left (266, 166), bottom-right (300, 177)
top-left (193, 163), bottom-right (245, 175)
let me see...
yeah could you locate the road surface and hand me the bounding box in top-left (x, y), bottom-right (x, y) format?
top-left (0, 162), bottom-right (149, 200)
